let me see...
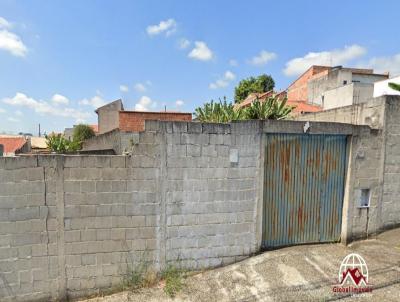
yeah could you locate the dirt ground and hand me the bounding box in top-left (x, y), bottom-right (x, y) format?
top-left (80, 228), bottom-right (400, 302)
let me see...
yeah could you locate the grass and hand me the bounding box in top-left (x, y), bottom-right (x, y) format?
top-left (123, 262), bottom-right (186, 298)
top-left (161, 266), bottom-right (185, 298)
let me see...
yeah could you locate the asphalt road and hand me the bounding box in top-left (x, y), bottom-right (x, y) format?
top-left (82, 228), bottom-right (400, 302)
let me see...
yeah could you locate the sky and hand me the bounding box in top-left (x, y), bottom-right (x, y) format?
top-left (1, 0), bottom-right (400, 135)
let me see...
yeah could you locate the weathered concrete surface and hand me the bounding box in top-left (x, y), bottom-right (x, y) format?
top-left (81, 228), bottom-right (400, 302)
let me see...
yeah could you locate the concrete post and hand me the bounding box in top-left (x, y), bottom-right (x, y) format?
top-left (341, 136), bottom-right (354, 245)
top-left (55, 156), bottom-right (67, 299)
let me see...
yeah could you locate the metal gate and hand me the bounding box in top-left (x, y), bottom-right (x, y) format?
top-left (262, 133), bottom-right (347, 248)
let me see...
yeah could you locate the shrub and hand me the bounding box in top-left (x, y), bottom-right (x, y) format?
top-left (72, 124), bottom-right (95, 148)
top-left (45, 133), bottom-right (80, 153)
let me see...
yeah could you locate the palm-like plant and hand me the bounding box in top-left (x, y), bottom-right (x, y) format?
top-left (389, 82), bottom-right (400, 92)
top-left (244, 97), bottom-right (293, 120)
top-left (194, 95), bottom-right (293, 122)
top-left (194, 98), bottom-right (244, 122)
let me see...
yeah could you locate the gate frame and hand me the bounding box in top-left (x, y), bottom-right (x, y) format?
top-left (256, 120), bottom-right (359, 251)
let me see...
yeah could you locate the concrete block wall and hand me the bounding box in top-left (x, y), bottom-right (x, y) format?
top-left (59, 155), bottom-right (160, 299)
top-left (342, 127), bottom-right (385, 240)
top-left (82, 129), bottom-right (140, 155)
top-left (1, 118), bottom-right (399, 300)
top-left (159, 121), bottom-right (262, 269)
top-left (0, 157), bottom-right (58, 302)
top-left (295, 97), bottom-right (386, 129)
top-left (382, 97), bottom-right (400, 228)
top-left (0, 154), bottom-right (161, 301)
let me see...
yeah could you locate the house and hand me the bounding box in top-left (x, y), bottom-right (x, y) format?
top-left (81, 99), bottom-right (192, 154)
top-left (373, 75), bottom-right (400, 97)
top-left (0, 136), bottom-right (30, 156)
top-left (234, 90), bottom-right (322, 115)
top-left (287, 65), bottom-right (389, 110)
top-left (95, 99), bottom-right (192, 134)
top-left (30, 136), bottom-right (48, 153)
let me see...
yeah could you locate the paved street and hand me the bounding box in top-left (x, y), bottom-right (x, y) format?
top-left (82, 228), bottom-right (400, 302)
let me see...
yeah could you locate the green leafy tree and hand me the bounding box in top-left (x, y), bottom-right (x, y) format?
top-left (72, 124), bottom-right (95, 144)
top-left (45, 133), bottom-right (80, 153)
top-left (234, 74), bottom-right (275, 103)
top-left (389, 82), bottom-right (400, 92)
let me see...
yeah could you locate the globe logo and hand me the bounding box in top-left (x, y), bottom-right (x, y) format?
top-left (338, 253), bottom-right (368, 286)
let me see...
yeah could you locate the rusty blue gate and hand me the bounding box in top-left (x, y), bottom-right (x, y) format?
top-left (262, 134), bottom-right (347, 248)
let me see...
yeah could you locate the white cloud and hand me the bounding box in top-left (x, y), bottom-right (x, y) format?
top-left (2, 92), bottom-right (91, 122)
top-left (0, 29), bottom-right (27, 57)
top-left (0, 17), bottom-right (11, 29)
top-left (51, 94), bottom-right (69, 105)
top-left (0, 108), bottom-right (5, 113)
top-left (0, 17), bottom-right (27, 57)
top-left (15, 110), bottom-right (23, 116)
top-left (209, 70), bottom-right (236, 89)
top-left (229, 59), bottom-right (238, 67)
top-left (224, 71), bottom-right (235, 80)
top-left (146, 18), bottom-right (177, 36)
top-left (175, 100), bottom-right (184, 107)
top-left (8, 117), bottom-right (19, 122)
top-left (79, 95), bottom-right (106, 109)
top-left (119, 85), bottom-right (129, 93)
top-left (249, 50), bottom-right (277, 66)
top-left (135, 96), bottom-right (157, 111)
top-left (188, 41), bottom-right (213, 61)
top-left (283, 44), bottom-right (366, 77)
top-left (134, 83), bottom-right (147, 93)
top-left (178, 38), bottom-right (190, 49)
top-left (363, 53), bottom-right (400, 76)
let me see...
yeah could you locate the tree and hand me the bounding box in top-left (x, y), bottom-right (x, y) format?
top-left (389, 82), bottom-right (400, 92)
top-left (72, 124), bottom-right (95, 145)
top-left (45, 133), bottom-right (80, 153)
top-left (234, 74), bottom-right (275, 103)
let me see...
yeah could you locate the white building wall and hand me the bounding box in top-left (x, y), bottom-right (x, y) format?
top-left (373, 75), bottom-right (400, 97)
top-left (323, 83), bottom-right (375, 110)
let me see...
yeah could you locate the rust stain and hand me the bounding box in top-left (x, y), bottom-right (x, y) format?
top-left (315, 150), bottom-right (321, 167)
top-left (298, 202), bottom-right (304, 231)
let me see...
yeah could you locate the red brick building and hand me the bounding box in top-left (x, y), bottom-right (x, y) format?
top-left (95, 99), bottom-right (192, 134)
top-left (234, 90), bottom-right (321, 115)
top-left (287, 65), bottom-right (331, 102)
top-left (119, 111), bottom-right (192, 132)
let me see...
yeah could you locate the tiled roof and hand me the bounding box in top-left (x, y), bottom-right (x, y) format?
top-left (286, 100), bottom-right (322, 113)
top-left (0, 137), bottom-right (27, 154)
top-left (30, 137), bottom-right (47, 149)
top-left (89, 124), bottom-right (99, 133)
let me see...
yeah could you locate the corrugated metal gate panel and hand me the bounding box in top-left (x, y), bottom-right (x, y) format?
top-left (263, 134), bottom-right (347, 248)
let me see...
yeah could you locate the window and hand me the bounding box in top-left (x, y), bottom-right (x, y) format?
top-left (343, 80), bottom-right (347, 85)
top-left (358, 189), bottom-right (370, 208)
